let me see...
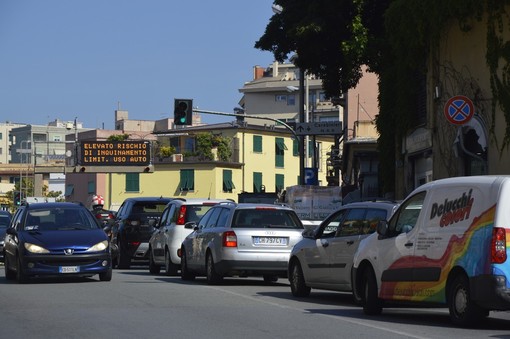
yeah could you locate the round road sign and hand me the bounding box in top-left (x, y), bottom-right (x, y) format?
top-left (444, 95), bottom-right (474, 125)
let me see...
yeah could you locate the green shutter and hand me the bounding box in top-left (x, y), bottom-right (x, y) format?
top-left (223, 169), bottom-right (235, 192)
top-left (253, 135), bottom-right (262, 152)
top-left (293, 139), bottom-right (299, 156)
top-left (275, 174), bottom-right (284, 192)
top-left (125, 173), bottom-right (140, 192)
top-left (275, 138), bottom-right (284, 168)
top-left (180, 169), bottom-right (195, 191)
top-left (253, 172), bottom-right (262, 193)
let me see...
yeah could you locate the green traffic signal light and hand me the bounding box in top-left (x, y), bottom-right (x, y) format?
top-left (174, 99), bottom-right (193, 125)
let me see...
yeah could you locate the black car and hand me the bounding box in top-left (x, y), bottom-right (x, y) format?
top-left (3, 202), bottom-right (112, 283)
top-left (0, 210), bottom-right (12, 262)
top-left (111, 197), bottom-right (172, 269)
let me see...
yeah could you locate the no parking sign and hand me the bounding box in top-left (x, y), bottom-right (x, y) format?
top-left (444, 95), bottom-right (474, 125)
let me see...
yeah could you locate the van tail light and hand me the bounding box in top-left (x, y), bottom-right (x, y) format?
top-left (491, 227), bottom-right (507, 264)
top-left (177, 206), bottom-right (187, 225)
top-left (223, 231), bottom-right (237, 247)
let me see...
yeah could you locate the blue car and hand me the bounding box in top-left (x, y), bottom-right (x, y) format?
top-left (0, 210), bottom-right (12, 262)
top-left (3, 202), bottom-right (112, 283)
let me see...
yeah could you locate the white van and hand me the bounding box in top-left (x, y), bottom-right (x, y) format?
top-left (352, 176), bottom-right (510, 327)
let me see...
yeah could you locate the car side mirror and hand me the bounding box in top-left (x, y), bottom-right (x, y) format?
top-left (6, 227), bottom-right (16, 235)
top-left (301, 228), bottom-right (315, 239)
top-left (184, 221), bottom-right (196, 229)
top-left (376, 220), bottom-right (389, 237)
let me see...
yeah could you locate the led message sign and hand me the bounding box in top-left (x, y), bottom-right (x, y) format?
top-left (80, 141), bottom-right (151, 166)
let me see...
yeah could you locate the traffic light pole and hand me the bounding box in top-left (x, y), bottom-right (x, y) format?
top-left (191, 109), bottom-right (299, 141)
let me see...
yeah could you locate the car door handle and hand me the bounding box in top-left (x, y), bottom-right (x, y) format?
top-left (346, 240), bottom-right (354, 245)
top-left (405, 242), bottom-right (413, 247)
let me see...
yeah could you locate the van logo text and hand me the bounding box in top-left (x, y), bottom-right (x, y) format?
top-left (430, 189), bottom-right (474, 227)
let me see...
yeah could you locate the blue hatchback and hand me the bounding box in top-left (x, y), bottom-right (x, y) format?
top-left (3, 202), bottom-right (112, 283)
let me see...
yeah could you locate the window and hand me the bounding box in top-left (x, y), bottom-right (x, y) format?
top-left (87, 181), bottom-right (95, 194)
top-left (65, 184), bottom-right (74, 197)
top-left (275, 95), bottom-right (287, 102)
top-left (253, 172), bottom-right (263, 193)
top-left (362, 208), bottom-right (389, 234)
top-left (318, 210), bottom-right (347, 238)
top-left (179, 169), bottom-right (195, 191)
top-left (336, 208), bottom-right (366, 237)
top-left (389, 192), bottom-right (426, 235)
top-left (275, 174), bottom-right (284, 193)
top-left (253, 135), bottom-right (262, 153)
top-left (222, 169), bottom-right (235, 192)
top-left (125, 173), bottom-right (140, 192)
top-left (287, 94), bottom-right (296, 106)
top-left (275, 138), bottom-right (286, 167)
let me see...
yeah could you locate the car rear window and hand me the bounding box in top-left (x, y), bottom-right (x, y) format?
top-left (232, 209), bottom-right (303, 229)
top-left (185, 205), bottom-right (214, 223)
top-left (132, 202), bottom-right (168, 215)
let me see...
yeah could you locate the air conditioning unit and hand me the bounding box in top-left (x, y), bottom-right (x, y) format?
top-left (172, 154), bottom-right (183, 162)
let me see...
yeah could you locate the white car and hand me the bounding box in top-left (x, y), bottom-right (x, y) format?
top-left (148, 198), bottom-right (229, 275)
top-left (288, 201), bottom-right (399, 299)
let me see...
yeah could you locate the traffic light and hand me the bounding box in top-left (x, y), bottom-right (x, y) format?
top-left (174, 99), bottom-right (193, 126)
top-left (14, 191), bottom-right (21, 206)
top-left (326, 149), bottom-right (342, 168)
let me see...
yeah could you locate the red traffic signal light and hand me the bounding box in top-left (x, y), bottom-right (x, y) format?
top-left (174, 99), bottom-right (193, 126)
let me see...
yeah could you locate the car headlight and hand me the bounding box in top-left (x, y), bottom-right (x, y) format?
top-left (86, 240), bottom-right (109, 252)
top-left (24, 242), bottom-right (50, 254)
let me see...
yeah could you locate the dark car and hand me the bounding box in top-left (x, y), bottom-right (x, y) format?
top-left (0, 210), bottom-right (12, 262)
top-left (3, 202), bottom-right (112, 283)
top-left (111, 197), bottom-right (172, 269)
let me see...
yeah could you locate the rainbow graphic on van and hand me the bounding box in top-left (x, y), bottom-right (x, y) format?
top-left (380, 204), bottom-right (498, 303)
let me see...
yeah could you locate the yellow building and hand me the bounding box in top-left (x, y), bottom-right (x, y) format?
top-left (65, 122), bottom-right (334, 209)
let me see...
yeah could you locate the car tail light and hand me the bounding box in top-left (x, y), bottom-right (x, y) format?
top-left (491, 227), bottom-right (507, 264)
top-left (129, 241), bottom-right (141, 247)
top-left (223, 231), bottom-right (237, 247)
top-left (177, 205), bottom-right (187, 225)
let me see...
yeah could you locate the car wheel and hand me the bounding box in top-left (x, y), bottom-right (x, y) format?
top-left (165, 249), bottom-right (178, 276)
top-left (361, 267), bottom-right (382, 315)
top-left (206, 252), bottom-right (222, 285)
top-left (149, 249), bottom-right (161, 275)
top-left (180, 248), bottom-right (195, 281)
top-left (289, 260), bottom-right (311, 297)
top-left (16, 256), bottom-right (28, 284)
top-left (117, 241), bottom-right (131, 269)
top-left (448, 274), bottom-right (488, 327)
top-left (99, 268), bottom-right (112, 282)
top-left (4, 254), bottom-right (16, 280)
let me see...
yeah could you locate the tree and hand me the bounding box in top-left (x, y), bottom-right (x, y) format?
top-left (255, 0), bottom-right (389, 98)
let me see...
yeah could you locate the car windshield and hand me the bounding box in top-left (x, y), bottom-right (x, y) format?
top-left (232, 209), bottom-right (302, 229)
top-left (24, 207), bottom-right (100, 231)
top-left (132, 202), bottom-right (168, 215)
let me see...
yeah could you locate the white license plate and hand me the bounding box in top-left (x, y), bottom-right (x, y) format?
top-left (59, 266), bottom-right (80, 273)
top-left (253, 237), bottom-right (288, 245)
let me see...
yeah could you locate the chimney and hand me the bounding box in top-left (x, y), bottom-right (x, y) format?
top-left (253, 66), bottom-right (265, 80)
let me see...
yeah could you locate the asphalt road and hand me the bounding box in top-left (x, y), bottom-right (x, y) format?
top-left (2, 265), bottom-right (510, 339)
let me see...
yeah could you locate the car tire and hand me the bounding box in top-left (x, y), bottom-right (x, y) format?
top-left (164, 249), bottom-right (178, 276)
top-left (361, 267), bottom-right (382, 315)
top-left (99, 268), bottom-right (112, 282)
top-left (206, 252), bottom-right (222, 285)
top-left (4, 254), bottom-right (16, 280)
top-left (149, 249), bottom-right (161, 275)
top-left (180, 248), bottom-right (195, 281)
top-left (117, 241), bottom-right (131, 269)
top-left (16, 256), bottom-right (27, 284)
top-left (289, 260), bottom-right (311, 297)
top-left (448, 274), bottom-right (489, 327)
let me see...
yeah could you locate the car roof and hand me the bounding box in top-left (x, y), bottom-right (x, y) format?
top-left (124, 197), bottom-right (172, 202)
top-left (340, 201), bottom-right (399, 209)
top-left (169, 198), bottom-right (232, 205)
top-left (25, 202), bottom-right (86, 209)
top-left (227, 202), bottom-right (294, 211)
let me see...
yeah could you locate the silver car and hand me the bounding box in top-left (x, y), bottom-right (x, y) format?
top-left (180, 202), bottom-right (304, 285)
top-left (288, 201), bottom-right (399, 299)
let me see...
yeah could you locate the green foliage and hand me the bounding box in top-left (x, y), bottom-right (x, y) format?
top-left (157, 145), bottom-right (175, 158)
top-left (194, 133), bottom-right (232, 161)
top-left (107, 134), bottom-right (130, 141)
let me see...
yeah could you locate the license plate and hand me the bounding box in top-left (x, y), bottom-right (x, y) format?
top-left (59, 266), bottom-right (80, 273)
top-left (253, 237), bottom-right (288, 245)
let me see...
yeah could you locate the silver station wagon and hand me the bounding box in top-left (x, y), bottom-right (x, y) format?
top-left (180, 202), bottom-right (304, 285)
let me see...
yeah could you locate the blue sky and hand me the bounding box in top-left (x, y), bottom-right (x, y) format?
top-left (0, 1), bottom-right (276, 129)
